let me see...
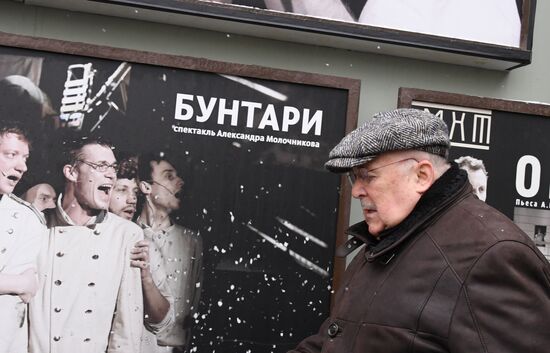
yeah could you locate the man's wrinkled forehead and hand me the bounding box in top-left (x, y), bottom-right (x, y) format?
top-left (151, 160), bottom-right (176, 175)
top-left (0, 131), bottom-right (29, 146)
top-left (80, 143), bottom-right (116, 162)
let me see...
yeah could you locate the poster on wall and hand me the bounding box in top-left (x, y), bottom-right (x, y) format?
top-left (95, 0), bottom-right (536, 68)
top-left (0, 33), bottom-right (359, 352)
top-left (399, 87), bottom-right (550, 260)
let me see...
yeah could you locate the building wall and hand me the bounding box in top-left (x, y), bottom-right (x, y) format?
top-left (1, 0), bottom-right (549, 224)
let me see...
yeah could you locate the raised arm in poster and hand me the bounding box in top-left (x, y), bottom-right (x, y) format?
top-left (0, 33), bottom-right (358, 353)
top-left (288, 108), bottom-right (550, 353)
top-left (399, 87), bottom-right (550, 260)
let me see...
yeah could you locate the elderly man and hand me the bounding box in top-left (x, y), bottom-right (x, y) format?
top-left (0, 121), bottom-right (45, 353)
top-left (29, 137), bottom-right (144, 352)
top-left (289, 108), bottom-right (550, 353)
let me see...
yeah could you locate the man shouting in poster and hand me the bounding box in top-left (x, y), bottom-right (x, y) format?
top-left (137, 152), bottom-right (202, 353)
top-left (29, 137), bottom-right (144, 352)
top-left (0, 121), bottom-right (45, 353)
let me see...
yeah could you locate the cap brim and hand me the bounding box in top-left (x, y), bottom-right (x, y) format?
top-left (324, 155), bottom-right (376, 173)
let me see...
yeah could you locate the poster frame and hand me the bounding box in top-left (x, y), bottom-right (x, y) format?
top-left (0, 30), bottom-right (360, 302)
top-left (96, 0), bottom-right (536, 69)
top-left (398, 87), bottom-right (550, 117)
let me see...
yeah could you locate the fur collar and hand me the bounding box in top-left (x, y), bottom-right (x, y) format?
top-left (341, 162), bottom-right (470, 259)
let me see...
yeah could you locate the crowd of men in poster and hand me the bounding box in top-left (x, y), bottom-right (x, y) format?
top-left (0, 119), bottom-right (203, 353)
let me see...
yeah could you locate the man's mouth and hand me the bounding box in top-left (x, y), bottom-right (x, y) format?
top-left (5, 173), bottom-right (20, 182)
top-left (97, 184), bottom-right (113, 195)
top-left (360, 200), bottom-right (376, 213)
top-left (122, 206), bottom-right (136, 216)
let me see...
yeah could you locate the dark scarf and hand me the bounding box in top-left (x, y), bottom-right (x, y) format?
top-left (339, 162), bottom-right (470, 259)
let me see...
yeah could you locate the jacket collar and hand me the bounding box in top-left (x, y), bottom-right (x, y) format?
top-left (337, 162), bottom-right (471, 261)
top-left (46, 193), bottom-right (107, 227)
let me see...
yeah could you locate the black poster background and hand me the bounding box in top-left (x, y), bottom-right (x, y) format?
top-left (0, 42), bottom-right (357, 352)
top-left (405, 97), bottom-right (550, 260)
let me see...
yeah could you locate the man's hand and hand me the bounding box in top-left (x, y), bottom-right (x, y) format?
top-left (130, 240), bottom-right (153, 283)
top-left (18, 268), bottom-right (38, 303)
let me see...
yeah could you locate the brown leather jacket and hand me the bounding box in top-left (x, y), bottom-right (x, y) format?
top-left (290, 164), bottom-right (550, 353)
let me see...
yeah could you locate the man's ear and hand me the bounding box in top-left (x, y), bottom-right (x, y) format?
top-left (139, 180), bottom-right (152, 195)
top-left (63, 164), bottom-right (78, 183)
top-left (414, 160), bottom-right (436, 193)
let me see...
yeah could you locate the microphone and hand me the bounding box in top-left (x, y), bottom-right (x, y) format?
top-left (152, 181), bottom-right (177, 196)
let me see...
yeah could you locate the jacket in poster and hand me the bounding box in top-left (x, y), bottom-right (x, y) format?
top-left (28, 199), bottom-right (144, 353)
top-left (0, 194), bottom-right (45, 353)
top-left (142, 223), bottom-right (203, 349)
top-left (289, 164), bottom-right (550, 353)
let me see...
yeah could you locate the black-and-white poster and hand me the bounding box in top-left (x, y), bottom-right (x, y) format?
top-left (0, 33), bottom-right (358, 353)
top-left (399, 87), bottom-right (550, 260)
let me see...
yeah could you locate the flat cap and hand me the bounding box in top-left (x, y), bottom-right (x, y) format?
top-left (325, 108), bottom-right (450, 172)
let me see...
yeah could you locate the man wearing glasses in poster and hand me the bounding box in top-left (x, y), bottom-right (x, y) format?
top-left (28, 137), bottom-right (144, 352)
top-left (289, 108), bottom-right (550, 353)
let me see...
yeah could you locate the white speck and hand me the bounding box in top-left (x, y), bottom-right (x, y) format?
top-left (203, 208), bottom-right (208, 215)
top-left (229, 211), bottom-right (235, 222)
top-left (159, 151), bottom-right (165, 158)
top-left (232, 142), bottom-right (242, 148)
top-left (195, 282), bottom-right (201, 288)
top-left (226, 34), bottom-right (231, 38)
top-left (102, 28), bottom-right (107, 32)
top-left (217, 300), bottom-right (223, 307)
top-left (377, 45), bottom-right (381, 49)
top-left (325, 63), bottom-right (330, 67)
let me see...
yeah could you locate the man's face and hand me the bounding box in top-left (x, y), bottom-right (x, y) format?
top-left (109, 178), bottom-right (138, 220)
top-left (467, 168), bottom-right (487, 202)
top-left (149, 160), bottom-right (183, 212)
top-left (0, 133), bottom-right (29, 194)
top-left (25, 183), bottom-right (56, 211)
top-left (72, 144), bottom-right (116, 211)
top-left (350, 153), bottom-right (421, 236)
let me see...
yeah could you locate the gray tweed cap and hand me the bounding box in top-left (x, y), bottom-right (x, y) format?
top-left (325, 108), bottom-right (450, 173)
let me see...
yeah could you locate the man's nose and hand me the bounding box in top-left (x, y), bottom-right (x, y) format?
top-left (15, 158), bottom-right (28, 173)
top-left (104, 168), bottom-right (116, 179)
top-left (351, 180), bottom-right (366, 199)
top-left (128, 193), bottom-right (137, 204)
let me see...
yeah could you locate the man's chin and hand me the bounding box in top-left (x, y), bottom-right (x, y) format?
top-left (366, 222), bottom-right (383, 237)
